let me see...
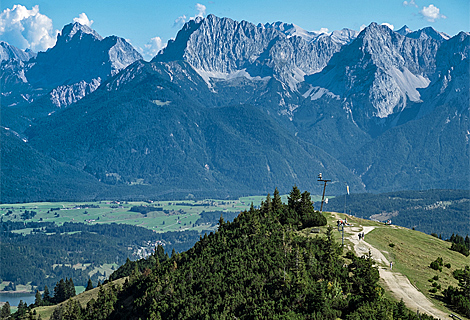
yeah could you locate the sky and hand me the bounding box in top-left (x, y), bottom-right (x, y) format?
top-left (0, 0), bottom-right (468, 60)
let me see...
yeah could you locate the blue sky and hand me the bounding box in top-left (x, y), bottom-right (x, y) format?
top-left (1, 0), bottom-right (468, 60)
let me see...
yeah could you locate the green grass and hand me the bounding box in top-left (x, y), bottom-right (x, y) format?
top-left (365, 225), bottom-right (468, 313)
top-left (328, 212), bottom-right (469, 317)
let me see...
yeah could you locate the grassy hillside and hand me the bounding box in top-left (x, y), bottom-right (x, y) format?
top-left (325, 212), bottom-right (469, 318)
top-left (321, 189), bottom-right (470, 238)
top-left (365, 225), bottom-right (468, 315)
top-left (33, 278), bottom-right (127, 320)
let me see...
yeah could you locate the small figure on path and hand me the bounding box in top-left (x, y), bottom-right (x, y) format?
top-left (358, 233), bottom-right (362, 241)
top-left (390, 261), bottom-right (393, 270)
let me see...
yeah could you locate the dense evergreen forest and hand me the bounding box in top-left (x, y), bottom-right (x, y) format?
top-left (321, 189), bottom-right (469, 238)
top-left (33, 187), bottom-right (440, 320)
top-left (0, 222), bottom-right (201, 289)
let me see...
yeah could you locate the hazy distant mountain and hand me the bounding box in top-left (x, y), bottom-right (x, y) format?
top-left (341, 31), bottom-right (469, 192)
top-left (305, 23), bottom-right (446, 133)
top-left (2, 16), bottom-right (468, 202)
top-left (27, 22), bottom-right (142, 89)
top-left (0, 41), bottom-right (36, 62)
top-left (262, 21), bottom-right (358, 45)
top-left (1, 22), bottom-right (143, 133)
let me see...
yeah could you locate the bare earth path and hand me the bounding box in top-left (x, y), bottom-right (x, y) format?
top-left (347, 225), bottom-right (451, 320)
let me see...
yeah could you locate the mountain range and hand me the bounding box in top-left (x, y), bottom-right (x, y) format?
top-left (1, 16), bottom-right (469, 203)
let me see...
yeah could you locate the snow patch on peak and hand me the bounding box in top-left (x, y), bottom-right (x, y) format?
top-left (388, 67), bottom-right (430, 102)
top-left (265, 22), bottom-right (357, 45)
top-left (194, 68), bottom-right (271, 88)
top-left (302, 85), bottom-right (341, 101)
top-left (396, 25), bottom-right (413, 37)
top-left (405, 27), bottom-right (450, 41)
top-left (265, 22), bottom-right (324, 42)
top-left (369, 67), bottom-right (430, 118)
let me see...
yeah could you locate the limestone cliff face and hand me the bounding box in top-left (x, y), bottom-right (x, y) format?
top-left (155, 15), bottom-right (343, 91)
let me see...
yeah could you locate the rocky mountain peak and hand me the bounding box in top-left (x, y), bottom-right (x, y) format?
top-left (263, 21), bottom-right (321, 42)
top-left (0, 41), bottom-right (36, 63)
top-left (26, 23), bottom-right (142, 88)
top-left (58, 22), bottom-right (103, 44)
top-left (329, 28), bottom-right (359, 45)
top-left (396, 25), bottom-right (413, 36)
top-left (358, 22), bottom-right (394, 41)
top-left (155, 14), bottom-right (344, 92)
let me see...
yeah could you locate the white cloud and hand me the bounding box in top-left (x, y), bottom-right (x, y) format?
top-left (194, 3), bottom-right (206, 18)
top-left (173, 15), bottom-right (187, 28)
top-left (403, 0), bottom-right (418, 8)
top-left (420, 4), bottom-right (446, 22)
top-left (140, 36), bottom-right (165, 61)
top-left (73, 13), bottom-right (93, 27)
top-left (381, 23), bottom-right (394, 31)
top-left (0, 4), bottom-right (58, 52)
top-left (174, 3), bottom-right (207, 27)
top-left (315, 27), bottom-right (330, 34)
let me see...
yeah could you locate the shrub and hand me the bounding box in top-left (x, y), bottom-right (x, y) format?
top-left (388, 243), bottom-right (395, 248)
top-left (429, 287), bottom-right (437, 293)
top-left (430, 261), bottom-right (440, 271)
top-left (432, 275), bottom-right (439, 281)
top-left (301, 211), bottom-right (327, 228)
top-left (445, 263), bottom-right (451, 268)
top-left (345, 251), bottom-right (355, 260)
top-left (432, 282), bottom-right (438, 287)
top-left (430, 257), bottom-right (443, 271)
top-left (450, 242), bottom-right (469, 256)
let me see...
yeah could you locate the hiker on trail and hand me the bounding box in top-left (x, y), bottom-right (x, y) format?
top-left (358, 233), bottom-right (362, 241)
top-left (362, 232), bottom-right (365, 240)
top-left (390, 261), bottom-right (393, 270)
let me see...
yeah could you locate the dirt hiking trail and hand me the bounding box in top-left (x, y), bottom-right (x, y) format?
top-left (340, 217), bottom-right (452, 320)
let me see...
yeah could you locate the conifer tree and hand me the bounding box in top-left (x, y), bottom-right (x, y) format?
top-left (0, 301), bottom-right (10, 319)
top-left (34, 289), bottom-right (43, 306)
top-left (43, 285), bottom-right (51, 304)
top-left (272, 188), bottom-right (283, 212)
top-left (155, 245), bottom-right (166, 261)
top-left (66, 278), bottom-right (76, 299)
top-left (218, 213), bottom-right (225, 230)
top-left (16, 300), bottom-right (27, 318)
top-left (260, 193), bottom-right (272, 216)
top-left (86, 278), bottom-right (94, 291)
top-left (288, 185), bottom-right (301, 213)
